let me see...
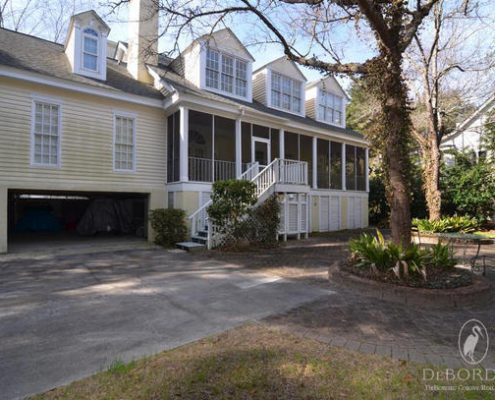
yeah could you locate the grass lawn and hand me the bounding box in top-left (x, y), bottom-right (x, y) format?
top-left (32, 324), bottom-right (492, 400)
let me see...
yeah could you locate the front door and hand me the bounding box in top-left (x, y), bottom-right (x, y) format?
top-left (252, 138), bottom-right (270, 172)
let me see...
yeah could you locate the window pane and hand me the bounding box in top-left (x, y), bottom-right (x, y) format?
top-left (189, 110), bottom-right (213, 182)
top-left (83, 54), bottom-right (97, 71)
top-left (330, 142), bottom-right (342, 189)
top-left (346, 145), bottom-right (356, 190)
top-left (317, 139), bottom-right (330, 189)
top-left (84, 37), bottom-right (97, 54)
top-left (221, 55), bottom-right (234, 93)
top-left (114, 116), bottom-right (134, 170)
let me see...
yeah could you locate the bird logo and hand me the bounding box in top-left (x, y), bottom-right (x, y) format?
top-left (458, 319), bottom-right (489, 365)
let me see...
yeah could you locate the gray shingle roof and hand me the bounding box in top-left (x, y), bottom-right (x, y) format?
top-left (0, 28), bottom-right (162, 99)
top-left (151, 65), bottom-right (364, 140)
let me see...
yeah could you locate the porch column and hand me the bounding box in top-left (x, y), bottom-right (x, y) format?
top-left (312, 137), bottom-right (317, 188)
top-left (179, 106), bottom-right (189, 182)
top-left (342, 143), bottom-right (346, 191)
top-left (235, 118), bottom-right (242, 177)
top-left (0, 186), bottom-right (7, 254)
top-left (365, 147), bottom-right (370, 192)
top-left (279, 129), bottom-right (285, 159)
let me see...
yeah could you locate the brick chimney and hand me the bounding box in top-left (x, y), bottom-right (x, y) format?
top-left (127, 0), bottom-right (158, 83)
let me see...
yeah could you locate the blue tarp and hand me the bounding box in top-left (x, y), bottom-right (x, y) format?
top-left (15, 207), bottom-right (63, 233)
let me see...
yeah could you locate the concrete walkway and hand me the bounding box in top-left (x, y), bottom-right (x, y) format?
top-left (0, 248), bottom-right (331, 400)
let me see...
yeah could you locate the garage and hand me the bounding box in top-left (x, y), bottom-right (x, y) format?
top-left (7, 190), bottom-right (149, 253)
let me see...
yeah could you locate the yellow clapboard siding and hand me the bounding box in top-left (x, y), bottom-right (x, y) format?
top-left (0, 78), bottom-right (167, 191)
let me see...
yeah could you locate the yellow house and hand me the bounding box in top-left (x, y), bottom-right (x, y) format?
top-left (0, 1), bottom-right (369, 253)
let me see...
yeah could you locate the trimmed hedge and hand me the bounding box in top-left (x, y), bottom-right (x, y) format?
top-left (149, 208), bottom-right (187, 247)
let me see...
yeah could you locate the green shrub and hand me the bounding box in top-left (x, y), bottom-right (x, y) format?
top-left (149, 208), bottom-right (187, 248)
top-left (427, 242), bottom-right (456, 269)
top-left (412, 216), bottom-right (480, 233)
top-left (241, 194), bottom-right (280, 248)
top-left (207, 180), bottom-right (257, 232)
top-left (349, 230), bottom-right (457, 280)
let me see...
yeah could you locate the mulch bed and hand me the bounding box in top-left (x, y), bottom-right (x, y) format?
top-left (343, 260), bottom-right (473, 289)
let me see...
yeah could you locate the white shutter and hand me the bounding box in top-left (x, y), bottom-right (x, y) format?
top-left (288, 203), bottom-right (298, 232)
top-left (300, 202), bottom-right (307, 233)
top-left (320, 196), bottom-right (330, 232)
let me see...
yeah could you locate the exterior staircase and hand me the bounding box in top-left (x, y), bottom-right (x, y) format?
top-left (179, 158), bottom-right (309, 251)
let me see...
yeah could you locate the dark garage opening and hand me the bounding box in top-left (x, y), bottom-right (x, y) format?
top-left (8, 190), bottom-right (149, 251)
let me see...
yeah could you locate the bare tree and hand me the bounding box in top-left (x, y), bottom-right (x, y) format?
top-left (407, 0), bottom-right (495, 220)
top-left (0, 0), bottom-right (96, 42)
top-left (110, 0), bottom-right (455, 246)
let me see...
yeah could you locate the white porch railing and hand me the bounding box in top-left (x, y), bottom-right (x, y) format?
top-left (189, 157), bottom-right (238, 182)
top-left (188, 158), bottom-right (309, 249)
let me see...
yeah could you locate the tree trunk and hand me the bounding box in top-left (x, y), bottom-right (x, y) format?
top-left (376, 56), bottom-right (412, 247)
top-left (423, 136), bottom-right (442, 221)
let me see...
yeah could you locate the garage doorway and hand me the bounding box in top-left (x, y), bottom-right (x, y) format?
top-left (7, 190), bottom-right (149, 254)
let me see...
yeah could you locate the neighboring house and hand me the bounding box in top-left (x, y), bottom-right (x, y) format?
top-left (0, 0), bottom-right (369, 254)
top-left (441, 94), bottom-right (495, 162)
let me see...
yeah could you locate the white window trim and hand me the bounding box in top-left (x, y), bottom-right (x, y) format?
top-left (201, 45), bottom-right (253, 101)
top-left (113, 111), bottom-right (137, 173)
top-left (316, 88), bottom-right (345, 128)
top-left (268, 69), bottom-right (305, 116)
top-left (72, 25), bottom-right (107, 81)
top-left (30, 95), bottom-right (63, 169)
top-left (81, 28), bottom-right (99, 73)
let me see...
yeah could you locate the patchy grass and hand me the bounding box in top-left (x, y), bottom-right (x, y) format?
top-left (33, 324), bottom-right (491, 400)
top-left (475, 230), bottom-right (495, 239)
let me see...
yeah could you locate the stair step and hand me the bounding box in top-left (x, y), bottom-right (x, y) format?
top-left (176, 242), bottom-right (206, 252)
top-left (192, 236), bottom-right (208, 245)
top-left (196, 230), bottom-right (208, 238)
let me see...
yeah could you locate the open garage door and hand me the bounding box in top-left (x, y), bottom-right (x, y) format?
top-left (8, 190), bottom-right (149, 252)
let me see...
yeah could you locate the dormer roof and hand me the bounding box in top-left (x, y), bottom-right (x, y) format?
top-left (253, 56), bottom-right (307, 82)
top-left (307, 75), bottom-right (349, 100)
top-left (64, 10), bottom-right (110, 48)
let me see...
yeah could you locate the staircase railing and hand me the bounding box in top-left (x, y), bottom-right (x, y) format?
top-left (188, 159), bottom-right (308, 249)
top-left (188, 162), bottom-right (260, 240)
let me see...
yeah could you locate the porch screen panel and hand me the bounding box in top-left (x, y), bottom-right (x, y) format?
top-left (346, 145), bottom-right (356, 190)
top-left (241, 122), bottom-right (251, 167)
top-left (330, 141), bottom-right (342, 189)
top-left (167, 111), bottom-right (180, 182)
top-left (253, 125), bottom-right (269, 139)
top-left (189, 110), bottom-right (213, 182)
top-left (317, 138), bottom-right (330, 189)
top-left (356, 147), bottom-right (366, 191)
top-left (285, 131), bottom-right (299, 160)
top-left (299, 134), bottom-right (312, 186)
top-left (214, 116), bottom-right (236, 181)
top-left (271, 129), bottom-right (279, 160)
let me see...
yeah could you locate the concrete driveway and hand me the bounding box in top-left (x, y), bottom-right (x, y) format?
top-left (0, 248), bottom-right (330, 400)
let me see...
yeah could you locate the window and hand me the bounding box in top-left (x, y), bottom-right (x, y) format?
top-left (330, 142), bottom-right (343, 189)
top-left (205, 47), bottom-right (248, 98)
top-left (82, 28), bottom-right (99, 72)
top-left (32, 101), bottom-right (60, 167)
top-left (271, 72), bottom-right (302, 113)
top-left (319, 90), bottom-right (344, 125)
top-left (344, 145), bottom-right (366, 191)
top-left (114, 115), bottom-right (135, 171)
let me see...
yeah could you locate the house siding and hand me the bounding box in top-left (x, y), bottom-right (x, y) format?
top-left (0, 78), bottom-right (166, 190)
top-left (252, 71), bottom-right (267, 106)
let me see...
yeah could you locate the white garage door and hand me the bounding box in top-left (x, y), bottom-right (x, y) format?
top-left (347, 197), bottom-right (363, 229)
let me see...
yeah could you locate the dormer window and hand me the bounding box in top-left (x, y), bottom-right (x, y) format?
top-left (82, 28), bottom-right (99, 72)
top-left (271, 72), bottom-right (302, 114)
top-left (205, 47), bottom-right (248, 98)
top-left (319, 91), bottom-right (343, 125)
